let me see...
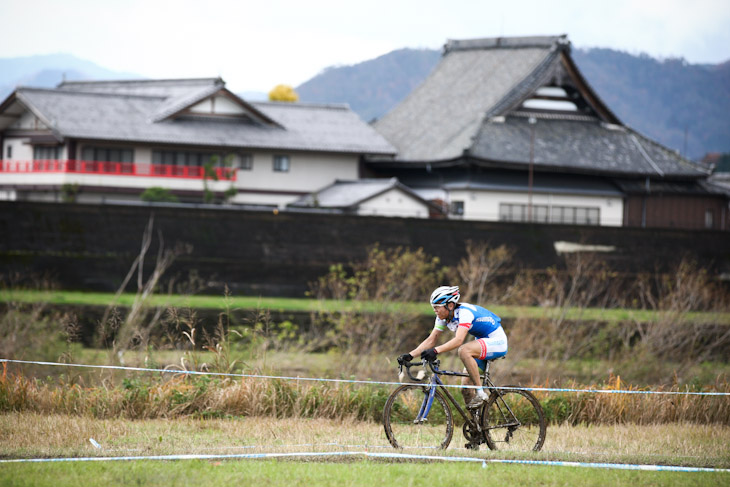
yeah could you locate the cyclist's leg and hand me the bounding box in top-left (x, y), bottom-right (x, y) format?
top-left (460, 364), bottom-right (486, 403)
top-left (458, 340), bottom-right (485, 403)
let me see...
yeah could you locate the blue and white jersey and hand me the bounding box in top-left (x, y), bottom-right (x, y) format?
top-left (433, 302), bottom-right (502, 339)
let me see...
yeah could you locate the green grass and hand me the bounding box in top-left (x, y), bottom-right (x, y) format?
top-left (1, 413), bottom-right (728, 487)
top-left (1, 459), bottom-right (725, 487)
top-left (3, 289), bottom-right (730, 325)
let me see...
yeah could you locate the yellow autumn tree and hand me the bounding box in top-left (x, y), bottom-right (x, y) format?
top-left (268, 84), bottom-right (299, 102)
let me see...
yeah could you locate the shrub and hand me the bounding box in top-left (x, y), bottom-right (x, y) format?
top-left (309, 245), bottom-right (445, 358)
top-left (140, 187), bottom-right (179, 203)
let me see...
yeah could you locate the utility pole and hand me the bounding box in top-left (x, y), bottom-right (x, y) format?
top-left (528, 117), bottom-right (536, 222)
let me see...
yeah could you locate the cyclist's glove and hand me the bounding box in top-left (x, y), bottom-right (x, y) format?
top-left (421, 348), bottom-right (438, 362)
top-left (397, 353), bottom-right (413, 365)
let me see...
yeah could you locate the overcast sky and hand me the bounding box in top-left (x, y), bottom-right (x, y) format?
top-left (2, 0), bottom-right (729, 93)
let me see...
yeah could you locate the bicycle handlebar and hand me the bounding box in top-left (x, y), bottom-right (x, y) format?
top-left (399, 358), bottom-right (448, 381)
top-left (399, 358), bottom-right (472, 380)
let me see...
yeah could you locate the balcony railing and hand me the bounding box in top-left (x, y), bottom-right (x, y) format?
top-left (0, 159), bottom-right (237, 181)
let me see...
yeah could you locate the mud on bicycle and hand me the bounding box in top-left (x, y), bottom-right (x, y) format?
top-left (383, 357), bottom-right (546, 451)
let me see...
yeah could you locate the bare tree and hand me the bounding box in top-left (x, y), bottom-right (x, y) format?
top-left (456, 241), bottom-right (513, 304)
top-left (99, 214), bottom-right (192, 361)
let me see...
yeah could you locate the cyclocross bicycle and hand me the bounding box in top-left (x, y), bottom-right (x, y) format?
top-left (383, 357), bottom-right (546, 451)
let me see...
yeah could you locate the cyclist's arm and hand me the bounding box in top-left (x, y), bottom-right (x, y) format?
top-left (408, 328), bottom-right (442, 358)
top-left (433, 326), bottom-right (469, 355)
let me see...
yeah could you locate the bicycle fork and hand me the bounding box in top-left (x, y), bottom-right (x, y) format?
top-left (413, 382), bottom-right (437, 424)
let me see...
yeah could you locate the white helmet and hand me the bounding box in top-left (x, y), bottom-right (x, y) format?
top-left (430, 286), bottom-right (460, 306)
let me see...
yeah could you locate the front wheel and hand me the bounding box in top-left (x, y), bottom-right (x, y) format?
top-left (383, 384), bottom-right (453, 450)
top-left (481, 386), bottom-right (546, 451)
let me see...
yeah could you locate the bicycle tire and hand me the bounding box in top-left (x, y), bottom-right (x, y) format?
top-left (480, 386), bottom-right (546, 452)
top-left (383, 384), bottom-right (454, 450)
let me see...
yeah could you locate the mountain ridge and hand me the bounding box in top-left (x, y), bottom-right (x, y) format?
top-left (0, 53), bottom-right (140, 100)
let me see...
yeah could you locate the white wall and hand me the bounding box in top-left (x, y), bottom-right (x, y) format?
top-left (0, 171), bottom-right (234, 192)
top-left (235, 152), bottom-right (359, 193)
top-left (10, 111), bottom-right (49, 130)
top-left (135, 147), bottom-right (152, 164)
top-left (232, 192), bottom-right (302, 207)
top-left (1, 142), bottom-right (360, 208)
top-left (190, 96), bottom-right (244, 115)
top-left (357, 188), bottom-right (429, 218)
top-left (2, 137), bottom-right (33, 160)
top-left (448, 189), bottom-right (624, 226)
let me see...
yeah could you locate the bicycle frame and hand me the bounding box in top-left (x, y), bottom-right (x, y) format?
top-left (407, 360), bottom-right (492, 430)
top-left (413, 373), bottom-right (462, 424)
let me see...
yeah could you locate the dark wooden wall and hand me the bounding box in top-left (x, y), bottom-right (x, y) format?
top-left (625, 194), bottom-right (728, 230)
top-left (1, 201), bottom-right (728, 297)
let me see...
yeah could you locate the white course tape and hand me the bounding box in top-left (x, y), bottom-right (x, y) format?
top-left (1, 451), bottom-right (728, 473)
top-left (2, 358), bottom-right (729, 396)
top-left (487, 458), bottom-right (730, 473)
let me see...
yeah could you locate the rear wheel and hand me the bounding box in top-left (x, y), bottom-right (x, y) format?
top-left (383, 384), bottom-right (453, 450)
top-left (481, 386), bottom-right (546, 451)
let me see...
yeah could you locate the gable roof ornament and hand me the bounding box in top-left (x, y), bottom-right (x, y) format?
top-left (484, 42), bottom-right (620, 124)
top-left (0, 90), bottom-right (63, 141)
top-left (150, 81), bottom-right (280, 126)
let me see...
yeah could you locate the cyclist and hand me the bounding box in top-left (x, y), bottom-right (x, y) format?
top-left (398, 285), bottom-right (507, 409)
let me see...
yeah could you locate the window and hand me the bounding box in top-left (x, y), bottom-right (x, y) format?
top-left (6, 145), bottom-right (11, 159)
top-left (562, 207), bottom-right (576, 224)
top-left (533, 205), bottom-right (549, 223)
top-left (273, 155), bottom-right (290, 172)
top-left (500, 203), bottom-right (525, 222)
top-left (82, 146), bottom-right (133, 162)
top-left (239, 153), bottom-right (253, 170)
top-left (705, 210), bottom-right (715, 229)
top-left (501, 203), bottom-right (600, 225)
top-left (451, 201), bottom-right (464, 216)
top-left (152, 150), bottom-right (236, 167)
top-left (587, 208), bottom-right (599, 225)
top-left (33, 146), bottom-right (61, 160)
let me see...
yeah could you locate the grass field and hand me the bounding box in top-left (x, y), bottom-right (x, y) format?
top-left (2, 459), bottom-right (727, 487)
top-left (1, 413), bottom-right (729, 486)
top-left (4, 289), bottom-right (730, 325)
top-left (3, 288), bottom-right (729, 485)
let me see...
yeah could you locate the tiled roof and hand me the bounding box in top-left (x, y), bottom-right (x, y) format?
top-left (10, 79), bottom-right (395, 155)
top-left (57, 78), bottom-right (224, 97)
top-left (372, 35), bottom-right (705, 178)
top-left (289, 177), bottom-right (428, 209)
top-left (251, 101), bottom-right (394, 154)
top-left (374, 36), bottom-right (564, 161)
top-left (470, 115), bottom-right (708, 178)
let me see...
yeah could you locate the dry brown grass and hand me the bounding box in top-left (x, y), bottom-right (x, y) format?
top-left (2, 412), bottom-right (729, 468)
top-left (0, 362), bottom-right (389, 422)
top-left (2, 362), bottom-right (728, 426)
